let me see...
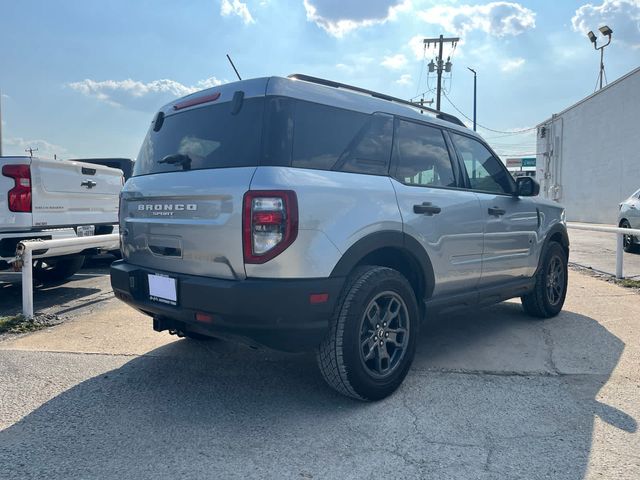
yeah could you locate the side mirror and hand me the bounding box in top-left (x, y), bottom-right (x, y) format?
top-left (515, 176), bottom-right (539, 197)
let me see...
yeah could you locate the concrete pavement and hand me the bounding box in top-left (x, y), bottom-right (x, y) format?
top-left (568, 228), bottom-right (640, 279)
top-left (0, 270), bottom-right (639, 479)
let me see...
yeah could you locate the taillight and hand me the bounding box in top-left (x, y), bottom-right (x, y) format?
top-left (243, 190), bottom-right (298, 264)
top-left (2, 164), bottom-right (32, 213)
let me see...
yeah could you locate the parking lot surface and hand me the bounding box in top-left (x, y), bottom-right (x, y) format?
top-left (0, 269), bottom-right (639, 479)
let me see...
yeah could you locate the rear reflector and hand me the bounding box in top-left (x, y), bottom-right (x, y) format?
top-left (195, 312), bottom-right (215, 323)
top-left (173, 92), bottom-right (221, 110)
top-left (309, 293), bottom-right (329, 304)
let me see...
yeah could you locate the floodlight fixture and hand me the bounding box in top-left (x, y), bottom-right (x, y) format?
top-left (587, 25), bottom-right (613, 90)
top-left (599, 25), bottom-right (613, 37)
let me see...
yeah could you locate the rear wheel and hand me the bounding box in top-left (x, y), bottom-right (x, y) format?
top-left (33, 255), bottom-right (85, 283)
top-left (521, 242), bottom-right (567, 318)
top-left (316, 266), bottom-right (418, 401)
top-left (621, 220), bottom-right (639, 253)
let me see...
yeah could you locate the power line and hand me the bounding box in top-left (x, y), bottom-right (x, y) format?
top-left (415, 43), bottom-right (426, 98)
top-left (442, 91), bottom-right (537, 134)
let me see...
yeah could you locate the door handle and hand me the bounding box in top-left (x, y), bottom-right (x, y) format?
top-left (413, 202), bottom-right (441, 215)
top-left (488, 207), bottom-right (506, 216)
top-left (81, 180), bottom-right (97, 189)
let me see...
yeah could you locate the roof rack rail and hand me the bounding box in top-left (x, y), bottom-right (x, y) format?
top-left (287, 73), bottom-right (466, 128)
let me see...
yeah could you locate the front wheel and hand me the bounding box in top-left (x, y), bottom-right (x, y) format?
top-left (521, 242), bottom-right (568, 318)
top-left (316, 266), bottom-right (419, 401)
top-left (621, 220), bottom-right (639, 253)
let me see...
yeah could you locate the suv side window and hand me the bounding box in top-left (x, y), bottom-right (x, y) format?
top-left (291, 101), bottom-right (391, 175)
top-left (450, 132), bottom-right (515, 195)
top-left (393, 120), bottom-right (456, 188)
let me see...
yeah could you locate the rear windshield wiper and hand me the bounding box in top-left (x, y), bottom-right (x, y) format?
top-left (158, 154), bottom-right (192, 171)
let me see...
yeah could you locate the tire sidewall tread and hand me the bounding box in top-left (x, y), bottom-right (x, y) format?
top-left (521, 242), bottom-right (567, 319)
top-left (317, 266), bottom-right (419, 401)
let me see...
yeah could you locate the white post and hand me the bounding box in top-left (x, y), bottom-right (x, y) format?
top-left (22, 248), bottom-right (34, 318)
top-left (616, 233), bottom-right (624, 279)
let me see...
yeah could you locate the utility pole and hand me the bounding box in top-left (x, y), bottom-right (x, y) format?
top-left (467, 68), bottom-right (477, 131)
top-left (424, 35), bottom-right (459, 111)
top-left (25, 147), bottom-right (38, 158)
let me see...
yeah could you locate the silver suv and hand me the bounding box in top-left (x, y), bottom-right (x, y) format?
top-left (111, 74), bottom-right (569, 400)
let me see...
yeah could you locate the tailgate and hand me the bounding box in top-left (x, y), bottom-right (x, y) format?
top-left (31, 159), bottom-right (122, 227)
top-left (120, 168), bottom-right (255, 280)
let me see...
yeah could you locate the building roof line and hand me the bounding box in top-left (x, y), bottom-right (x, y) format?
top-left (537, 64), bottom-right (640, 127)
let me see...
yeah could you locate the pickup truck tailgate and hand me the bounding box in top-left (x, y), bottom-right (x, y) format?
top-left (31, 159), bottom-right (122, 228)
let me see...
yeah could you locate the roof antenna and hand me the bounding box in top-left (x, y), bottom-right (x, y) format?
top-left (226, 54), bottom-right (242, 81)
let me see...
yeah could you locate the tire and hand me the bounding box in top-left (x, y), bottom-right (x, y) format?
top-left (33, 255), bottom-right (85, 283)
top-left (521, 242), bottom-right (568, 319)
top-left (316, 266), bottom-right (419, 401)
top-left (621, 220), bottom-right (639, 253)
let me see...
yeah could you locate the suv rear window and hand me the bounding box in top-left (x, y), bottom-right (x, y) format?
top-left (133, 98), bottom-right (263, 176)
top-left (262, 98), bottom-right (392, 175)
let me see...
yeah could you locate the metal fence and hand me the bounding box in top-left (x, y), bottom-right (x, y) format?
top-left (567, 222), bottom-right (640, 279)
top-left (14, 234), bottom-right (119, 318)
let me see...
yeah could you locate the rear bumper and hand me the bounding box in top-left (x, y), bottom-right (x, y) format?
top-left (110, 260), bottom-right (345, 352)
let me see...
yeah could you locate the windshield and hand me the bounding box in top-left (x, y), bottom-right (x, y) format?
top-left (133, 98), bottom-right (264, 176)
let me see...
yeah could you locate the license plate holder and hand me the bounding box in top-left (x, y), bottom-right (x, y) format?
top-left (77, 225), bottom-right (95, 237)
top-left (148, 273), bottom-right (178, 306)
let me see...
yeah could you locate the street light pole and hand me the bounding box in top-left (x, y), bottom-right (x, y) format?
top-left (599, 47), bottom-right (605, 90)
top-left (467, 68), bottom-right (477, 131)
top-left (587, 26), bottom-right (612, 91)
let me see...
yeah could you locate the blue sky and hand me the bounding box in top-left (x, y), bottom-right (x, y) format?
top-left (1, 0), bottom-right (639, 160)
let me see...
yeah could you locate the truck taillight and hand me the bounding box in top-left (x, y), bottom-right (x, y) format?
top-left (2, 164), bottom-right (32, 213)
top-left (243, 190), bottom-right (298, 264)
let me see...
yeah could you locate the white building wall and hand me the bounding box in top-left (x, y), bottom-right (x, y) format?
top-left (536, 67), bottom-right (640, 224)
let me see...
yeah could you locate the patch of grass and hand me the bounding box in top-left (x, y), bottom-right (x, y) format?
top-left (0, 314), bottom-right (58, 334)
top-left (570, 264), bottom-right (640, 293)
top-left (616, 278), bottom-right (640, 289)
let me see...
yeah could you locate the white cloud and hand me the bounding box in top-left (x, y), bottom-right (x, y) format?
top-left (333, 55), bottom-right (375, 75)
top-left (572, 0), bottom-right (640, 47)
top-left (304, 0), bottom-right (411, 38)
top-left (501, 57), bottom-right (525, 72)
top-left (220, 0), bottom-right (255, 24)
top-left (4, 137), bottom-right (72, 160)
top-left (67, 77), bottom-right (224, 111)
top-left (418, 2), bottom-right (536, 37)
top-left (381, 53), bottom-right (408, 70)
top-left (395, 74), bottom-right (413, 85)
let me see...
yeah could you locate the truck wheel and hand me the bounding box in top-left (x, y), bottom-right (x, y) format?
top-left (33, 255), bottom-right (85, 283)
top-left (521, 242), bottom-right (567, 318)
top-left (317, 266), bottom-right (418, 401)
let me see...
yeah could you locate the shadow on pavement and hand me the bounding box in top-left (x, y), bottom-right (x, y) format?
top-left (0, 303), bottom-right (635, 479)
top-left (0, 256), bottom-right (114, 316)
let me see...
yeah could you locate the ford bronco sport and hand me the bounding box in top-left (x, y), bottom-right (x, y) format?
top-left (111, 74), bottom-right (569, 400)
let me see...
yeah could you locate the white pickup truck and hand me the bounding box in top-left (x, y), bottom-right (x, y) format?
top-left (1, 156), bottom-right (123, 282)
